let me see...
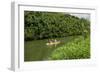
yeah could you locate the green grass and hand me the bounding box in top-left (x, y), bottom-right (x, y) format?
top-left (48, 36), bottom-right (90, 60)
top-left (24, 36), bottom-right (79, 61)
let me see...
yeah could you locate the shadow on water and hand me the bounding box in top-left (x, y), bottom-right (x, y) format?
top-left (24, 36), bottom-right (78, 61)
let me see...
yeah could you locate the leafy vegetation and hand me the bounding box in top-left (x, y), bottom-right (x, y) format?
top-left (24, 11), bottom-right (90, 61)
top-left (24, 11), bottom-right (90, 40)
top-left (48, 36), bottom-right (90, 60)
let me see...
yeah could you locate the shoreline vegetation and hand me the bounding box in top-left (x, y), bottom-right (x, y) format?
top-left (24, 11), bottom-right (90, 61)
top-left (48, 36), bottom-right (90, 60)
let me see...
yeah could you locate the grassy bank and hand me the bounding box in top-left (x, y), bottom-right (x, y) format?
top-left (48, 36), bottom-right (90, 60)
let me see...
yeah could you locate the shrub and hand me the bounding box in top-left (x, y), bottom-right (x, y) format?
top-left (48, 36), bottom-right (90, 60)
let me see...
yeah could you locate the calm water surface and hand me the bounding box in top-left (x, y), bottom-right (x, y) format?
top-left (24, 36), bottom-right (77, 61)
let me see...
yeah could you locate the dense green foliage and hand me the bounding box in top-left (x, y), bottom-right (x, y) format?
top-left (48, 36), bottom-right (90, 60)
top-left (24, 11), bottom-right (90, 40)
top-left (24, 11), bottom-right (90, 61)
